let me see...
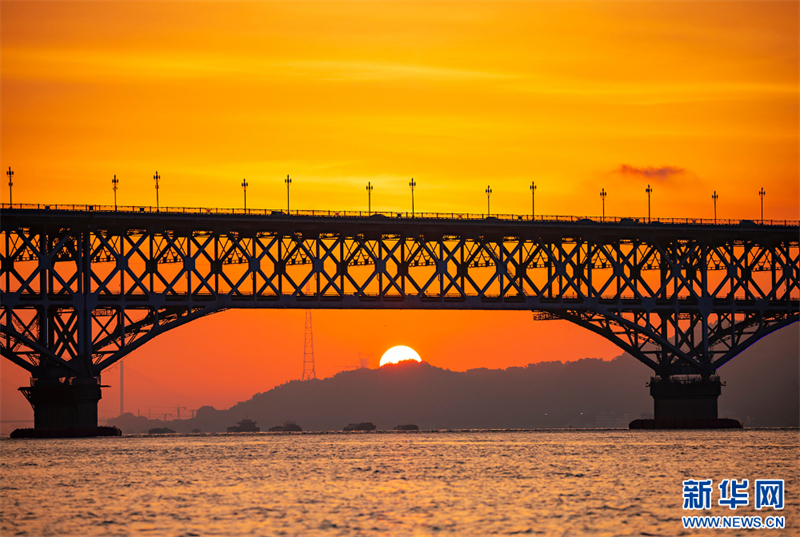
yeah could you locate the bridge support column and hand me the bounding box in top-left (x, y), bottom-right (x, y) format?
top-left (19, 377), bottom-right (102, 430)
top-left (649, 376), bottom-right (721, 420)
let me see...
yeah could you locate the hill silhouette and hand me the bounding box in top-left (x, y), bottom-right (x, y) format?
top-left (233, 356), bottom-right (656, 430)
top-left (107, 324), bottom-right (799, 434)
top-left (111, 356), bottom-right (651, 433)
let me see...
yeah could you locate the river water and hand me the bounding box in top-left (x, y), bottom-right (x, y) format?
top-left (1, 430), bottom-right (797, 536)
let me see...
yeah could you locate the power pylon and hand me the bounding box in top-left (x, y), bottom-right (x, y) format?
top-left (302, 309), bottom-right (316, 380)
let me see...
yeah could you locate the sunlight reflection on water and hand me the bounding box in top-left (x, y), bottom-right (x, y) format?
top-left (1, 430), bottom-right (797, 536)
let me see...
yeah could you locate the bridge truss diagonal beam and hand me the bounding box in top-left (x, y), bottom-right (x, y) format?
top-left (1, 208), bottom-right (798, 381)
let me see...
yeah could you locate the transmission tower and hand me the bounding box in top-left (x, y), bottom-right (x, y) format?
top-left (302, 309), bottom-right (316, 380)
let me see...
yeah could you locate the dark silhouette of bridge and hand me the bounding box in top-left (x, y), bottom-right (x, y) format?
top-left (1, 203), bottom-right (798, 430)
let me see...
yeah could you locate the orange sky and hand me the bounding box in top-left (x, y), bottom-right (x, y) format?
top-left (1, 1), bottom-right (798, 426)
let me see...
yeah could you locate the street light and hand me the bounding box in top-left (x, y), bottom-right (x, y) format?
top-left (759, 187), bottom-right (766, 223)
top-left (285, 175), bottom-right (292, 212)
top-left (409, 178), bottom-right (416, 217)
top-left (6, 167), bottom-right (13, 205)
top-left (485, 185), bottom-right (492, 215)
top-left (242, 179), bottom-right (248, 211)
top-left (153, 171), bottom-right (160, 212)
top-left (645, 184), bottom-right (653, 222)
top-left (366, 181), bottom-right (373, 214)
top-left (112, 175), bottom-right (119, 211)
top-left (530, 181), bottom-right (537, 220)
top-left (600, 188), bottom-right (607, 221)
top-left (712, 191), bottom-right (719, 223)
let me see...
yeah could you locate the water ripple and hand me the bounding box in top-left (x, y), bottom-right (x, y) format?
top-left (1, 430), bottom-right (797, 536)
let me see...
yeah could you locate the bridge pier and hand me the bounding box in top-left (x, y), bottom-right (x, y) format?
top-left (628, 375), bottom-right (741, 429)
top-left (19, 377), bottom-right (102, 430)
top-left (649, 376), bottom-right (721, 420)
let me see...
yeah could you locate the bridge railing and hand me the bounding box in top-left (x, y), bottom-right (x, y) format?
top-left (1, 203), bottom-right (797, 227)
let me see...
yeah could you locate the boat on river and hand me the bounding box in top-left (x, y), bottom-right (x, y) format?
top-left (227, 418), bottom-right (260, 432)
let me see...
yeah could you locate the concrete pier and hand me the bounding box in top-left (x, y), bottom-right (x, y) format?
top-left (19, 377), bottom-right (102, 430)
top-left (649, 375), bottom-right (722, 420)
top-left (628, 375), bottom-right (740, 429)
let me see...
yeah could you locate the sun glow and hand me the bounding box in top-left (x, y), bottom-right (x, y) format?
top-left (380, 346), bottom-right (422, 367)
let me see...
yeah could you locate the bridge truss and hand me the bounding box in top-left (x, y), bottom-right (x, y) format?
top-left (1, 207), bottom-right (798, 426)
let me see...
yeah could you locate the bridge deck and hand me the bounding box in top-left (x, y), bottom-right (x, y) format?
top-left (2, 205), bottom-right (798, 247)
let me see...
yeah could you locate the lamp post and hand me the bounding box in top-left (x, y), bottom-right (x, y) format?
top-left (409, 178), bottom-right (416, 217)
top-left (600, 188), bottom-right (607, 221)
top-left (530, 181), bottom-right (536, 220)
top-left (366, 181), bottom-right (373, 214)
top-left (712, 191), bottom-right (719, 223)
top-left (6, 167), bottom-right (13, 205)
top-left (112, 175), bottom-right (119, 211)
top-left (486, 185), bottom-right (492, 215)
top-left (645, 184), bottom-right (653, 222)
top-left (285, 174), bottom-right (292, 212)
top-left (153, 171), bottom-right (160, 212)
top-left (759, 187), bottom-right (766, 223)
top-left (242, 179), bottom-right (248, 211)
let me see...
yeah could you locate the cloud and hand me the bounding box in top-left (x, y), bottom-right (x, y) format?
top-left (616, 164), bottom-right (685, 180)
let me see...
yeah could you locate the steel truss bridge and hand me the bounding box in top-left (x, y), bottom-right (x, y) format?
top-left (1, 204), bottom-right (798, 428)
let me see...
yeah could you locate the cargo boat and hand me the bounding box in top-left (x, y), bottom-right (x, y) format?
top-left (227, 418), bottom-right (260, 432)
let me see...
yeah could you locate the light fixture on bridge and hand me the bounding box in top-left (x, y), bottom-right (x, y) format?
top-left (285, 174), bottom-right (292, 212)
top-left (485, 185), bottom-right (492, 215)
top-left (153, 171), bottom-right (161, 212)
top-left (759, 187), bottom-right (766, 223)
top-left (6, 166), bottom-right (13, 206)
top-left (712, 191), bottom-right (719, 224)
top-left (366, 181), bottom-right (373, 215)
top-left (645, 184), bottom-right (653, 222)
top-left (600, 188), bottom-right (607, 221)
top-left (530, 181), bottom-right (536, 220)
top-left (112, 175), bottom-right (119, 211)
top-left (242, 179), bottom-right (248, 211)
top-left (409, 178), bottom-right (416, 217)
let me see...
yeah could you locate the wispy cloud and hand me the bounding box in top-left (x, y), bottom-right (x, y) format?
top-left (2, 47), bottom-right (516, 85)
top-left (616, 164), bottom-right (685, 180)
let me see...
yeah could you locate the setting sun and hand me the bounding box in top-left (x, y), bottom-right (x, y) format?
top-left (379, 346), bottom-right (422, 367)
